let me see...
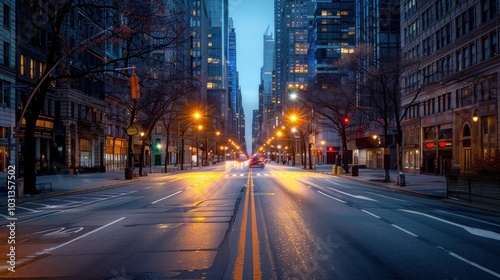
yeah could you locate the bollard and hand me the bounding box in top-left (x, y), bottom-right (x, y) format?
top-left (337, 166), bottom-right (343, 174)
top-left (332, 166), bottom-right (336, 174)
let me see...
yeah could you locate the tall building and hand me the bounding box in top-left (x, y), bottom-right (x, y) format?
top-left (228, 18), bottom-right (238, 136)
top-left (274, 0), bottom-right (313, 118)
top-left (308, 0), bottom-right (356, 164)
top-left (190, 0), bottom-right (209, 104)
top-left (206, 0), bottom-right (230, 137)
top-left (0, 0), bottom-right (16, 172)
top-left (351, 0), bottom-right (401, 169)
top-left (401, 0), bottom-right (499, 175)
top-left (252, 109), bottom-right (260, 154)
top-left (259, 28), bottom-right (275, 147)
top-left (15, 2), bottom-right (109, 174)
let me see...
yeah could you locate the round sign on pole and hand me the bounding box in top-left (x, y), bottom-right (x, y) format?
top-left (126, 125), bottom-right (138, 136)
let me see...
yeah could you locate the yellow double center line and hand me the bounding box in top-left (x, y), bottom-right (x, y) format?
top-left (233, 169), bottom-right (262, 280)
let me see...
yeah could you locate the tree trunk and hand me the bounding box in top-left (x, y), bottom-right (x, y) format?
top-left (22, 114), bottom-right (38, 195)
top-left (302, 139), bottom-right (307, 169)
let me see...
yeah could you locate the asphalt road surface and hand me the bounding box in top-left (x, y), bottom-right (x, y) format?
top-left (1, 161), bottom-right (499, 279)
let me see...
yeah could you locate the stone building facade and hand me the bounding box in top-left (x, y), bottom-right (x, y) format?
top-left (401, 0), bottom-right (499, 174)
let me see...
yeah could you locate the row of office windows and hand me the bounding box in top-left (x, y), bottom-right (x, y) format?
top-left (405, 31), bottom-right (498, 91)
top-left (404, 0), bottom-right (497, 50)
top-left (403, 0), bottom-right (497, 29)
top-left (405, 76), bottom-right (497, 120)
top-left (19, 54), bottom-right (46, 80)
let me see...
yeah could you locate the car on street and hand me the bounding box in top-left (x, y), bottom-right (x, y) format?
top-left (249, 156), bottom-right (265, 168)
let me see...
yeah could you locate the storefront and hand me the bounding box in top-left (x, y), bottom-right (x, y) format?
top-left (422, 124), bottom-right (453, 174)
top-left (105, 136), bottom-right (127, 170)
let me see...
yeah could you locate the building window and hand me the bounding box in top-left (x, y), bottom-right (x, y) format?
top-left (456, 50), bottom-right (463, 71)
top-left (3, 4), bottom-right (10, 28)
top-left (482, 0), bottom-right (497, 23)
top-left (20, 54), bottom-right (26, 75)
top-left (30, 58), bottom-right (35, 79)
top-left (79, 138), bottom-right (92, 167)
top-left (2, 42), bottom-right (9, 67)
top-left (459, 87), bottom-right (473, 107)
top-left (1, 80), bottom-right (10, 107)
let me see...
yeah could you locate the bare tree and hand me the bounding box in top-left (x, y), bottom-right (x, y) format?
top-left (338, 44), bottom-right (433, 182)
top-left (308, 82), bottom-right (358, 173)
top-left (19, 0), bottom-right (191, 194)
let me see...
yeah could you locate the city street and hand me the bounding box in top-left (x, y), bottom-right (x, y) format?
top-left (1, 162), bottom-right (500, 279)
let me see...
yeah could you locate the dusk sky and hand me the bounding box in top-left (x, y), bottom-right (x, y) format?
top-left (230, 0), bottom-right (274, 154)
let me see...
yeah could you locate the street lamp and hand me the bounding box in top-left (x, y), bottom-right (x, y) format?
top-left (472, 110), bottom-right (479, 122)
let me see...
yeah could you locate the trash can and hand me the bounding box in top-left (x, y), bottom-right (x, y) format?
top-left (337, 166), bottom-right (343, 174)
top-left (398, 172), bottom-right (405, 186)
top-left (352, 165), bottom-right (359, 176)
top-left (125, 167), bottom-right (134, 179)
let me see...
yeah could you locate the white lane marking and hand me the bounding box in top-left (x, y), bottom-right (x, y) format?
top-left (151, 191), bottom-right (183, 204)
top-left (401, 209), bottom-right (500, 241)
top-left (392, 224), bottom-right (419, 237)
top-left (16, 206), bottom-right (41, 213)
top-left (43, 217), bottom-right (125, 253)
top-left (362, 209), bottom-right (381, 219)
top-left (25, 202), bottom-right (53, 208)
top-left (436, 210), bottom-right (500, 228)
top-left (323, 179), bottom-right (352, 188)
top-left (318, 191), bottom-right (346, 203)
top-left (367, 192), bottom-right (408, 202)
top-left (439, 247), bottom-right (500, 278)
top-left (327, 187), bottom-right (378, 202)
top-left (0, 217), bottom-right (126, 271)
top-left (185, 186), bottom-right (192, 190)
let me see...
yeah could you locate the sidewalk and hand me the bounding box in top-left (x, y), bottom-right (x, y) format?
top-left (314, 164), bottom-right (447, 198)
top-left (313, 164), bottom-right (500, 213)
top-left (0, 166), bottom-right (185, 204)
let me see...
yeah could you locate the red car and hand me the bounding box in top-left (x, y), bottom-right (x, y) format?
top-left (249, 156), bottom-right (265, 168)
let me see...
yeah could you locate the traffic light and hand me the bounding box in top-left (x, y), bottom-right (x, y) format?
top-left (130, 74), bottom-right (140, 99)
top-left (343, 116), bottom-right (349, 125)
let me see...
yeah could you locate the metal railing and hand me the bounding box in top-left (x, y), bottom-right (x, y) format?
top-left (446, 174), bottom-right (500, 207)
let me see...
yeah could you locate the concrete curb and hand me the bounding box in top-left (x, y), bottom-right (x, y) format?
top-left (0, 177), bottom-right (142, 206)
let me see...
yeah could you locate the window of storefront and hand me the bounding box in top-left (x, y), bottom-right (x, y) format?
top-left (462, 123), bottom-right (472, 171)
top-left (482, 115), bottom-right (497, 157)
top-left (79, 138), bottom-right (92, 167)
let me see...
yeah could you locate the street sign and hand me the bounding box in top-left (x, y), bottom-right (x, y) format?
top-left (126, 125), bottom-right (138, 136)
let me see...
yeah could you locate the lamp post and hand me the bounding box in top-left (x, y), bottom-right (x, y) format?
top-left (195, 124), bottom-right (202, 167)
top-left (117, 66), bottom-right (141, 180)
top-left (155, 142), bottom-right (162, 171)
top-left (139, 131), bottom-right (145, 176)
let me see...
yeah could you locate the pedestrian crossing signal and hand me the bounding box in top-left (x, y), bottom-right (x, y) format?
top-left (130, 74), bottom-right (140, 99)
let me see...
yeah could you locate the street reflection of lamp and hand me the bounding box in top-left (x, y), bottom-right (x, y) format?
top-left (472, 110), bottom-right (479, 122)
